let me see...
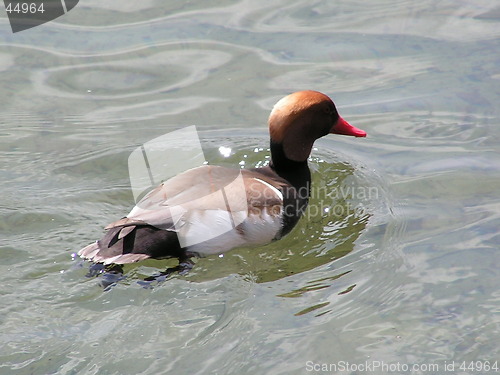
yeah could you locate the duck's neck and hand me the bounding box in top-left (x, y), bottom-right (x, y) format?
top-left (269, 141), bottom-right (311, 193)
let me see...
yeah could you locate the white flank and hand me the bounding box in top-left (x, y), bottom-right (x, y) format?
top-left (188, 209), bottom-right (282, 257)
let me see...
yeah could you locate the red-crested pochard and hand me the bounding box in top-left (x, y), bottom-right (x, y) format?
top-left (78, 90), bottom-right (366, 274)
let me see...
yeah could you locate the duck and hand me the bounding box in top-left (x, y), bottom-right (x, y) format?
top-left (78, 90), bottom-right (366, 275)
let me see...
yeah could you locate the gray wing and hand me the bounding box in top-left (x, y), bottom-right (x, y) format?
top-left (105, 165), bottom-right (285, 232)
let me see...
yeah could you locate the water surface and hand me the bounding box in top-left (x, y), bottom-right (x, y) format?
top-left (0, 1), bottom-right (499, 374)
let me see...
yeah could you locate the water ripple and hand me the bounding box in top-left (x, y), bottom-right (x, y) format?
top-left (32, 48), bottom-right (232, 100)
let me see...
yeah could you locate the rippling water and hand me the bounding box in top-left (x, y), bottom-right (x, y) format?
top-left (1, 1), bottom-right (499, 374)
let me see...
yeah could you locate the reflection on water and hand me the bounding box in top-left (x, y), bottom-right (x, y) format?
top-left (1, 0), bottom-right (499, 373)
top-left (191, 139), bottom-right (375, 285)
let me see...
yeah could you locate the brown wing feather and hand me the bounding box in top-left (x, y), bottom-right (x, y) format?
top-left (124, 165), bottom-right (286, 229)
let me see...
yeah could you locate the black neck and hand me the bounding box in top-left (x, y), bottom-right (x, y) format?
top-left (269, 141), bottom-right (311, 238)
top-left (269, 141), bottom-right (311, 192)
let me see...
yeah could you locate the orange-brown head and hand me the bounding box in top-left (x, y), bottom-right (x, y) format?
top-left (268, 90), bottom-right (366, 162)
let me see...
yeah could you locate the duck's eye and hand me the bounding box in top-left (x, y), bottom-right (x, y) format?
top-left (324, 106), bottom-right (333, 114)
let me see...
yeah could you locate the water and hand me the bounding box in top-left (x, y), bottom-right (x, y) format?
top-left (1, 1), bottom-right (499, 374)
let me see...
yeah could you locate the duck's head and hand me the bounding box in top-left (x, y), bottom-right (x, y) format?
top-left (269, 90), bottom-right (366, 162)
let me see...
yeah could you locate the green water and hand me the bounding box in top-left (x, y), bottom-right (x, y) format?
top-left (1, 1), bottom-right (499, 374)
